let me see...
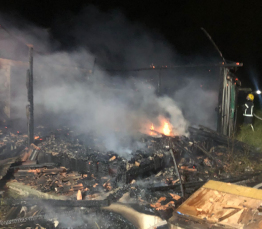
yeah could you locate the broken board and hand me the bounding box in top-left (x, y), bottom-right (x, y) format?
top-left (170, 180), bottom-right (262, 228)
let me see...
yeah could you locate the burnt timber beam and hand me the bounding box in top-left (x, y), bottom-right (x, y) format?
top-left (148, 172), bottom-right (262, 192)
top-left (9, 162), bottom-right (56, 170)
top-left (0, 215), bottom-right (45, 226)
top-left (1, 199), bottom-right (110, 208)
top-left (26, 45), bottom-right (34, 147)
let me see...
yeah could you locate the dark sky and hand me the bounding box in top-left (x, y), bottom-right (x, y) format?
top-left (1, 0), bottom-right (262, 89)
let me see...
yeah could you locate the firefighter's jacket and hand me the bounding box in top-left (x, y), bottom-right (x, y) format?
top-left (242, 100), bottom-right (254, 117)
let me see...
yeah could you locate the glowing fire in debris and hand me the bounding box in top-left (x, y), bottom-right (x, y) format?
top-left (163, 122), bottom-right (171, 136)
top-left (34, 136), bottom-right (39, 140)
top-left (77, 190), bottom-right (82, 200)
top-left (140, 116), bottom-right (174, 136)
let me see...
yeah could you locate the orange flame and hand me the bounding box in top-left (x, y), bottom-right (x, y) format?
top-left (141, 116), bottom-right (174, 136)
top-left (150, 124), bottom-right (155, 135)
top-left (150, 124), bottom-right (154, 130)
top-left (163, 122), bottom-right (171, 136)
top-left (34, 136), bottom-right (39, 140)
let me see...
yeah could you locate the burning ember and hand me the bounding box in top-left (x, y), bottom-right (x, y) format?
top-left (77, 190), bottom-right (82, 200)
top-left (150, 123), bottom-right (154, 135)
top-left (34, 136), bottom-right (43, 141)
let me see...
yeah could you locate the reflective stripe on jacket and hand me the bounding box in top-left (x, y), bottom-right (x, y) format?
top-left (243, 100), bottom-right (254, 117)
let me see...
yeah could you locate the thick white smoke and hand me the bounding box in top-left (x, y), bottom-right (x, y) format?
top-left (31, 50), bottom-right (188, 154)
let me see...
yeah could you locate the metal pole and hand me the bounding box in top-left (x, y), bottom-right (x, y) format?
top-left (27, 45), bottom-right (34, 146)
top-left (201, 28), bottom-right (226, 63)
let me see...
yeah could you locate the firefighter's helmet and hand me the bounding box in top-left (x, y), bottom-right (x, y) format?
top-left (247, 93), bottom-right (254, 101)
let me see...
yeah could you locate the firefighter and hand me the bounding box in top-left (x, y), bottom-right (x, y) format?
top-left (242, 93), bottom-right (254, 131)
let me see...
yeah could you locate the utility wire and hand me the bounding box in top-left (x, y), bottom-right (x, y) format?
top-left (0, 24), bottom-right (243, 72)
top-left (0, 24), bottom-right (45, 54)
top-left (0, 25), bottom-right (30, 48)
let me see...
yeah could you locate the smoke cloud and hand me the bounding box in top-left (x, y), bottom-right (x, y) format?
top-left (173, 78), bottom-right (218, 130)
top-left (31, 51), bottom-right (188, 154)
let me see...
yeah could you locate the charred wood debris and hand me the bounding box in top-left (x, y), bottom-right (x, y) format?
top-left (0, 125), bottom-right (261, 228)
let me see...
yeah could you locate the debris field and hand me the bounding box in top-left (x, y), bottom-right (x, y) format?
top-left (0, 125), bottom-right (262, 228)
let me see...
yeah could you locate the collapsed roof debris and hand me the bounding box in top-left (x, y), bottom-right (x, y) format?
top-left (0, 125), bottom-right (262, 228)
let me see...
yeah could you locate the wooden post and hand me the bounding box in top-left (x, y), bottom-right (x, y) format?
top-left (26, 45), bottom-right (34, 146)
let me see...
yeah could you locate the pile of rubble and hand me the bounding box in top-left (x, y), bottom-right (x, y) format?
top-left (0, 125), bottom-right (262, 228)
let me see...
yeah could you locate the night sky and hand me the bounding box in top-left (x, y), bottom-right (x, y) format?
top-left (1, 0), bottom-right (262, 89)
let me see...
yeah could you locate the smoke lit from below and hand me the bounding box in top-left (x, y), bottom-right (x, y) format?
top-left (6, 52), bottom-right (187, 156)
